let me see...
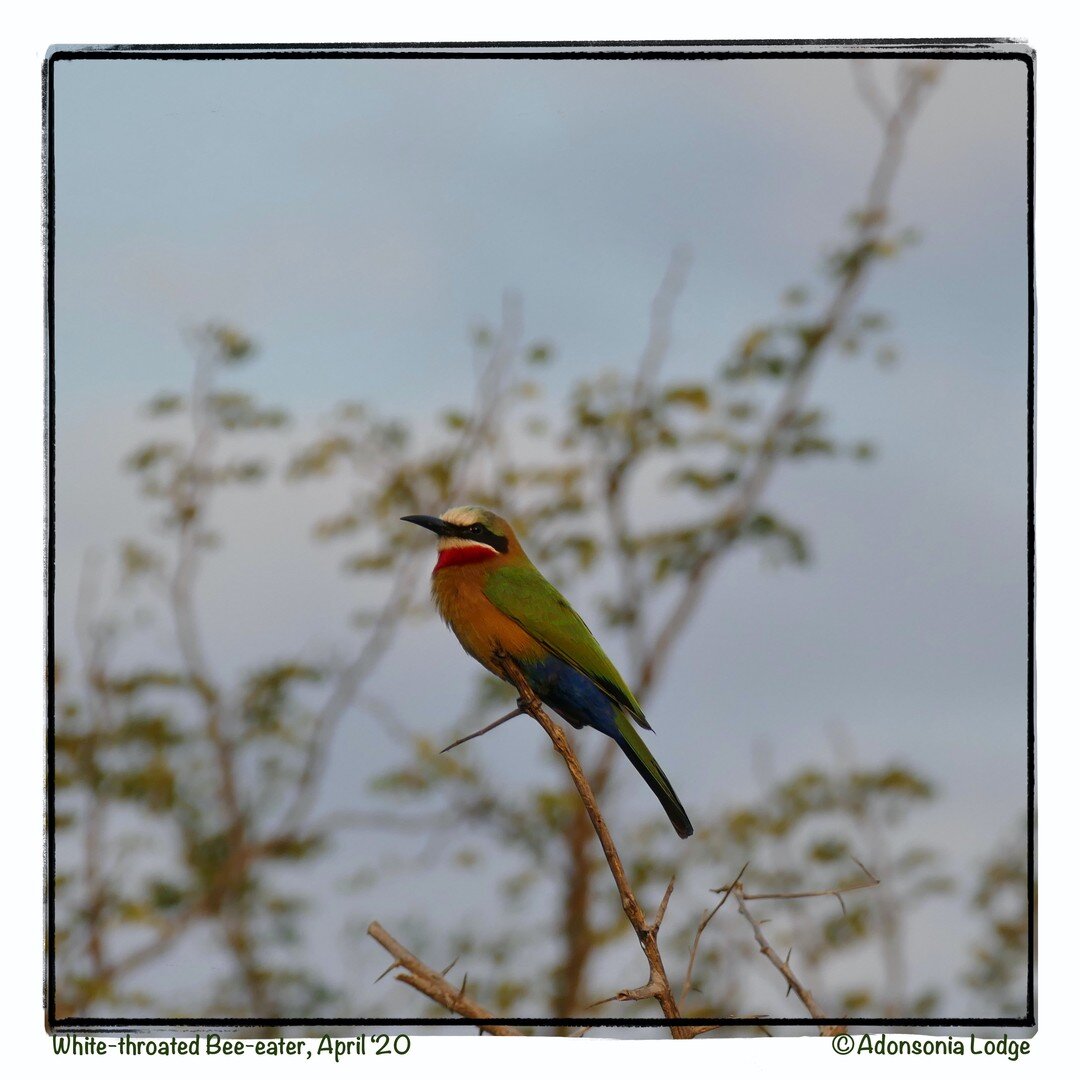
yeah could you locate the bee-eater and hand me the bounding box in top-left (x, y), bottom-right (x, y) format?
top-left (402, 506), bottom-right (693, 838)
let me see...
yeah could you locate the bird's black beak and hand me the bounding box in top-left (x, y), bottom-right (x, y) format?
top-left (401, 514), bottom-right (453, 537)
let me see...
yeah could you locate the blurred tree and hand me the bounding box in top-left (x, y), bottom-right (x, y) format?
top-left (52, 59), bottom-right (1027, 1030)
top-left (55, 326), bottom-right (335, 1017)
top-left (965, 821), bottom-right (1030, 1018)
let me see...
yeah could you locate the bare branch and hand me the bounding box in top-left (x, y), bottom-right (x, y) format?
top-left (730, 883), bottom-right (846, 1037)
top-left (680, 860), bottom-right (748, 1009)
top-left (652, 875), bottom-right (677, 931)
top-left (851, 60), bottom-right (891, 128)
top-left (639, 61), bottom-right (941, 694)
top-left (713, 856), bottom-right (880, 907)
top-left (440, 706), bottom-right (525, 754)
top-left (606, 248), bottom-right (693, 682)
top-left (367, 922), bottom-right (523, 1035)
top-left (492, 653), bottom-right (690, 1036)
top-left (633, 247), bottom-right (694, 409)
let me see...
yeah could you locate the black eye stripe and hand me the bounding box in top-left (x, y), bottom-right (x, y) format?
top-left (455, 523), bottom-right (508, 553)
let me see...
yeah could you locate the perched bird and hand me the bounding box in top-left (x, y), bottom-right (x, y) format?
top-left (402, 505), bottom-right (693, 838)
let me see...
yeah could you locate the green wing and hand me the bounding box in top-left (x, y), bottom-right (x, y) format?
top-left (483, 563), bottom-right (649, 728)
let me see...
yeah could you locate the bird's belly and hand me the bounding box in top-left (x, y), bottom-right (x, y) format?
top-left (431, 568), bottom-right (544, 675)
top-left (431, 567), bottom-right (619, 736)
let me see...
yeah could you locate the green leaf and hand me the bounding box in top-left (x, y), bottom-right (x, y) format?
top-left (526, 343), bottom-right (553, 364)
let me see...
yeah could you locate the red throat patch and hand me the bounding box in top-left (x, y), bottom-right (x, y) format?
top-left (434, 544), bottom-right (499, 572)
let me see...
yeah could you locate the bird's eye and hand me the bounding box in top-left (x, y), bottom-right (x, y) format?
top-left (468, 524), bottom-right (483, 535)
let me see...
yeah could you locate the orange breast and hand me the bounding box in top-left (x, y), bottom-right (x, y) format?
top-left (431, 563), bottom-right (544, 677)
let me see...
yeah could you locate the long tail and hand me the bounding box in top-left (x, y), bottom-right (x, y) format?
top-left (613, 716), bottom-right (694, 838)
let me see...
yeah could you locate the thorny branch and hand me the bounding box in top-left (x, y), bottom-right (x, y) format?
top-left (730, 882), bottom-right (846, 1037)
top-left (383, 643), bottom-right (692, 1031)
top-left (701, 859), bottom-right (881, 1035)
top-left (714, 855), bottom-right (880, 914)
top-left (367, 922), bottom-right (523, 1035)
top-left (439, 706), bottom-right (525, 754)
top-left (680, 860), bottom-right (748, 1010)
top-left (493, 654), bottom-right (690, 1036)
top-left (383, 672), bottom-right (883, 1036)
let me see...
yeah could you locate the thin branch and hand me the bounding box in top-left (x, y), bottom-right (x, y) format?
top-left (683, 1024), bottom-right (725, 1038)
top-left (639, 61), bottom-right (941, 694)
top-left (632, 247), bottom-right (694, 409)
top-left (608, 248), bottom-right (693, 684)
top-left (276, 297), bottom-right (524, 835)
top-left (493, 653), bottom-right (690, 1036)
top-left (680, 860), bottom-right (748, 1009)
top-left (730, 883), bottom-right (845, 1037)
top-left (274, 555), bottom-right (426, 833)
top-left (440, 706), bottom-right (524, 753)
top-left (851, 60), bottom-right (892, 127)
top-left (367, 922), bottom-right (523, 1036)
top-left (652, 875), bottom-right (677, 931)
top-left (683, 1019), bottom-right (773, 1039)
top-left (713, 856), bottom-right (880, 911)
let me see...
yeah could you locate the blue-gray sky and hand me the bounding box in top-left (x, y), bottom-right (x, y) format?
top-left (53, 53), bottom-right (1029, 1018)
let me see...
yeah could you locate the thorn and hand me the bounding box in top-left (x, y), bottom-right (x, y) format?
top-left (711, 860), bottom-right (750, 904)
top-left (850, 854), bottom-right (879, 884)
top-left (439, 956), bottom-right (460, 977)
top-left (784, 948), bottom-right (794, 997)
top-left (652, 874), bottom-right (676, 929)
top-left (836, 891), bottom-right (848, 916)
top-left (374, 960), bottom-right (399, 984)
top-left (585, 994), bottom-right (618, 1010)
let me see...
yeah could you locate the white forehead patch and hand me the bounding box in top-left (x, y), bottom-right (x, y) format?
top-left (441, 505), bottom-right (485, 527)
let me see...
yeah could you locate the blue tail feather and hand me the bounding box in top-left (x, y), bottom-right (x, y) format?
top-left (520, 655), bottom-right (622, 736)
top-left (519, 655), bottom-right (693, 838)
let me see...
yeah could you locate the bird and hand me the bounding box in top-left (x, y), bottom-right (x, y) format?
top-left (401, 505), bottom-right (693, 838)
